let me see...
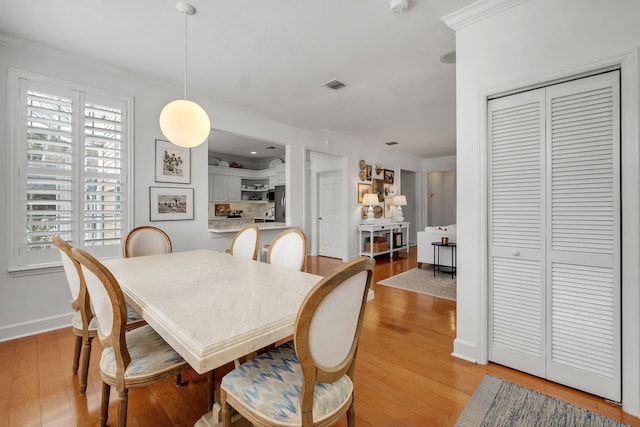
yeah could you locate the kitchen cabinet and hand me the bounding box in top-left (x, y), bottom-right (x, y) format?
top-left (209, 174), bottom-right (241, 201)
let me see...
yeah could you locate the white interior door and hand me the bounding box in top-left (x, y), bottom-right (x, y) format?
top-left (318, 170), bottom-right (343, 258)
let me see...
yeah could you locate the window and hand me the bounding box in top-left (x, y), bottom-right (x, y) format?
top-left (7, 69), bottom-right (132, 271)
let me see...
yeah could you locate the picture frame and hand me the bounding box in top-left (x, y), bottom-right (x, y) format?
top-left (357, 183), bottom-right (372, 203)
top-left (384, 198), bottom-right (393, 218)
top-left (155, 139), bottom-right (191, 184)
top-left (372, 178), bottom-right (385, 202)
top-left (365, 164), bottom-right (372, 181)
top-left (383, 169), bottom-right (394, 184)
top-left (215, 203), bottom-right (230, 216)
top-left (149, 187), bottom-right (194, 221)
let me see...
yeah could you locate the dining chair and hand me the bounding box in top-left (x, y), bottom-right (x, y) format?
top-left (220, 256), bottom-right (374, 427)
top-left (266, 228), bottom-right (308, 271)
top-left (122, 225), bottom-right (172, 258)
top-left (71, 247), bottom-right (188, 427)
top-left (53, 237), bottom-right (145, 396)
top-left (225, 225), bottom-right (260, 260)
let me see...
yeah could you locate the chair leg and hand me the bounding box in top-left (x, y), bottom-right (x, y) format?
top-left (417, 262), bottom-right (423, 269)
top-left (79, 336), bottom-right (93, 395)
top-left (100, 382), bottom-right (111, 427)
top-left (72, 335), bottom-right (82, 374)
top-left (118, 389), bottom-right (129, 427)
top-left (221, 388), bottom-right (232, 426)
top-left (175, 372), bottom-right (183, 386)
top-left (347, 399), bottom-right (355, 427)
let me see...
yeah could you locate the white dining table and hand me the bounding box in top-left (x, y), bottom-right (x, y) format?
top-left (103, 249), bottom-right (373, 426)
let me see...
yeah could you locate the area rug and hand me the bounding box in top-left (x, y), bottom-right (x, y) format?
top-left (376, 266), bottom-right (456, 300)
top-left (455, 375), bottom-right (629, 427)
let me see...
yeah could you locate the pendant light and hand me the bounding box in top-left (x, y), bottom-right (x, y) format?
top-left (159, 2), bottom-right (211, 148)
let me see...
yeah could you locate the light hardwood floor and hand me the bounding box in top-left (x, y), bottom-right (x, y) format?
top-left (2, 247), bottom-right (639, 426)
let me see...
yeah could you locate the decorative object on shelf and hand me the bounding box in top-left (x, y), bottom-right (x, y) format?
top-left (384, 169), bottom-right (395, 184)
top-left (150, 187), bottom-right (194, 221)
top-left (362, 193), bottom-right (379, 224)
top-left (359, 159), bottom-right (365, 170)
top-left (384, 198), bottom-right (393, 218)
top-left (155, 139), bottom-right (191, 184)
top-left (158, 2), bottom-right (210, 148)
top-left (359, 170), bottom-right (366, 181)
top-left (372, 178), bottom-right (384, 202)
top-left (215, 203), bottom-right (230, 216)
top-left (357, 183), bottom-right (372, 203)
top-left (375, 163), bottom-right (383, 176)
top-left (269, 158), bottom-right (283, 168)
top-left (365, 164), bottom-right (372, 180)
top-left (393, 195), bottom-right (407, 222)
top-left (441, 236), bottom-right (449, 245)
top-left (229, 161), bottom-right (244, 168)
top-left (218, 160), bottom-right (230, 167)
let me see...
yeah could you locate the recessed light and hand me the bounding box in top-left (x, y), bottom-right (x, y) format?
top-left (250, 151), bottom-right (257, 155)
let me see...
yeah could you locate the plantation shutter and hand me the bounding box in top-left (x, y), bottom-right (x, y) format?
top-left (9, 71), bottom-right (131, 270)
top-left (545, 72), bottom-right (621, 401)
top-left (83, 95), bottom-right (126, 247)
top-left (488, 71), bottom-right (621, 402)
top-left (488, 88), bottom-right (546, 377)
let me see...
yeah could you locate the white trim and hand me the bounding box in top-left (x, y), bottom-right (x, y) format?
top-left (461, 49), bottom-right (640, 416)
top-left (441, 0), bottom-right (528, 31)
top-left (0, 313), bottom-right (73, 342)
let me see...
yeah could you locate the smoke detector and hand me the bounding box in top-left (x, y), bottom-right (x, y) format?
top-left (390, 0), bottom-right (409, 13)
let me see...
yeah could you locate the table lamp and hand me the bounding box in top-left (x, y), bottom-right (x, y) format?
top-left (362, 193), bottom-right (379, 224)
top-left (393, 195), bottom-right (407, 222)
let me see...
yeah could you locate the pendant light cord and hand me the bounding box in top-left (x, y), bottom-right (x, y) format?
top-left (183, 10), bottom-right (188, 100)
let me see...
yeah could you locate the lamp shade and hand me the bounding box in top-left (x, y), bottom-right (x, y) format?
top-left (159, 99), bottom-right (211, 148)
top-left (393, 195), bottom-right (407, 206)
top-left (362, 193), bottom-right (379, 206)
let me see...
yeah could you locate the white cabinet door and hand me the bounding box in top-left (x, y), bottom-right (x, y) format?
top-left (212, 175), bottom-right (227, 201)
top-left (227, 176), bottom-right (241, 201)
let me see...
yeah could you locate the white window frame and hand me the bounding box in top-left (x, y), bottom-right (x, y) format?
top-left (6, 69), bottom-right (133, 273)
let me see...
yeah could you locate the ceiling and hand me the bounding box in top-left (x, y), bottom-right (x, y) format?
top-left (0, 0), bottom-right (476, 158)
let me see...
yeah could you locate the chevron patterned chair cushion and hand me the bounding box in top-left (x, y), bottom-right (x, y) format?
top-left (100, 325), bottom-right (185, 380)
top-left (221, 341), bottom-right (353, 426)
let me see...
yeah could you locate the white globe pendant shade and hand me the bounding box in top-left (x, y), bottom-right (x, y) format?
top-left (159, 99), bottom-right (211, 148)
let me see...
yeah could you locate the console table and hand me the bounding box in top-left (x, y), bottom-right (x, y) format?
top-left (359, 222), bottom-right (409, 258)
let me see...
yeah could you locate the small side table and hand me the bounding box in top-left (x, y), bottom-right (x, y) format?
top-left (431, 242), bottom-right (457, 279)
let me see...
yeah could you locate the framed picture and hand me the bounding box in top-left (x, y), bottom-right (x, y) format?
top-left (365, 164), bottom-right (372, 181)
top-left (215, 203), bottom-right (230, 216)
top-left (384, 198), bottom-right (394, 218)
top-left (149, 187), bottom-right (194, 221)
top-left (357, 183), bottom-right (372, 203)
top-left (383, 169), bottom-right (394, 184)
top-left (372, 178), bottom-right (385, 202)
top-left (155, 139), bottom-right (191, 184)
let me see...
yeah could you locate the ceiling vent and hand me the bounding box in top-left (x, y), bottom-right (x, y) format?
top-left (323, 79), bottom-right (346, 90)
top-left (265, 146), bottom-right (278, 150)
top-left (385, 141), bottom-right (399, 146)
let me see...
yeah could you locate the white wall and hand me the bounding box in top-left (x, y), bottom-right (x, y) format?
top-left (0, 36), bottom-right (424, 340)
top-left (448, 0), bottom-right (640, 416)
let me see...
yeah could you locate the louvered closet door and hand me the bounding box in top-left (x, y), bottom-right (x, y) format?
top-left (545, 72), bottom-right (620, 401)
top-left (488, 88), bottom-right (546, 377)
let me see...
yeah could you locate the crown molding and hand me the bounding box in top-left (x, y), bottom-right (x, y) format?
top-left (441, 0), bottom-right (528, 31)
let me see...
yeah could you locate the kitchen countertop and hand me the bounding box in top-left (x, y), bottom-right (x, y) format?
top-left (208, 221), bottom-right (291, 235)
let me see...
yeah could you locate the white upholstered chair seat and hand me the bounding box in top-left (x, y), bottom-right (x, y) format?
top-left (100, 324), bottom-right (185, 383)
top-left (221, 342), bottom-right (353, 426)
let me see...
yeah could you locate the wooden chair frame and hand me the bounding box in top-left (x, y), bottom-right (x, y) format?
top-left (71, 247), bottom-right (185, 427)
top-left (122, 225), bottom-right (172, 258)
top-left (221, 256), bottom-right (374, 426)
top-left (266, 228), bottom-right (308, 271)
top-left (53, 236), bottom-right (96, 395)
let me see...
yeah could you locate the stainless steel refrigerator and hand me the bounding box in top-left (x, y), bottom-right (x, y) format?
top-left (274, 185), bottom-right (285, 222)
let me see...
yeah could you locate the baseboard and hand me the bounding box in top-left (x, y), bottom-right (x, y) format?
top-left (0, 313), bottom-right (72, 342)
top-left (452, 338), bottom-right (480, 363)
